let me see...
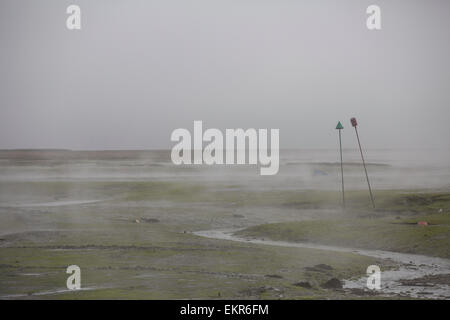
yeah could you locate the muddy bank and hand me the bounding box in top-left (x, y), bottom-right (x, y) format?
top-left (193, 229), bottom-right (450, 299)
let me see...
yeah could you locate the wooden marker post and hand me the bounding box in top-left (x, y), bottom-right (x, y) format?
top-left (336, 121), bottom-right (345, 208)
top-left (350, 117), bottom-right (375, 208)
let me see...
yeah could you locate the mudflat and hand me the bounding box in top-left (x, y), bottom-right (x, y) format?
top-left (0, 149), bottom-right (449, 299)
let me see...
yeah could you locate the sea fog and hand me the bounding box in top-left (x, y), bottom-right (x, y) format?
top-left (0, 149), bottom-right (449, 200)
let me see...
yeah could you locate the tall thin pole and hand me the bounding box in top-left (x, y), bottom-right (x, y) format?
top-left (339, 129), bottom-right (345, 208)
top-left (336, 121), bottom-right (345, 209)
top-left (351, 118), bottom-right (375, 208)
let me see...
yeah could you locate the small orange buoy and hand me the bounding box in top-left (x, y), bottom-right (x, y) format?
top-left (417, 221), bottom-right (428, 226)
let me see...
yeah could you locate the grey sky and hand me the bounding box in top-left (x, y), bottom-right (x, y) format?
top-left (1, 0), bottom-right (449, 150)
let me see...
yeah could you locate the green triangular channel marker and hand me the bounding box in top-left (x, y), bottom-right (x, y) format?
top-left (336, 121), bottom-right (344, 130)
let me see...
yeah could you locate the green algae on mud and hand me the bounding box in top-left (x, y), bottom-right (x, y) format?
top-left (1, 178), bottom-right (449, 299)
top-left (236, 212), bottom-right (450, 259)
top-left (0, 229), bottom-right (381, 299)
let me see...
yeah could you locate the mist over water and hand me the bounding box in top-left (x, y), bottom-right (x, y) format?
top-left (1, 149), bottom-right (449, 202)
